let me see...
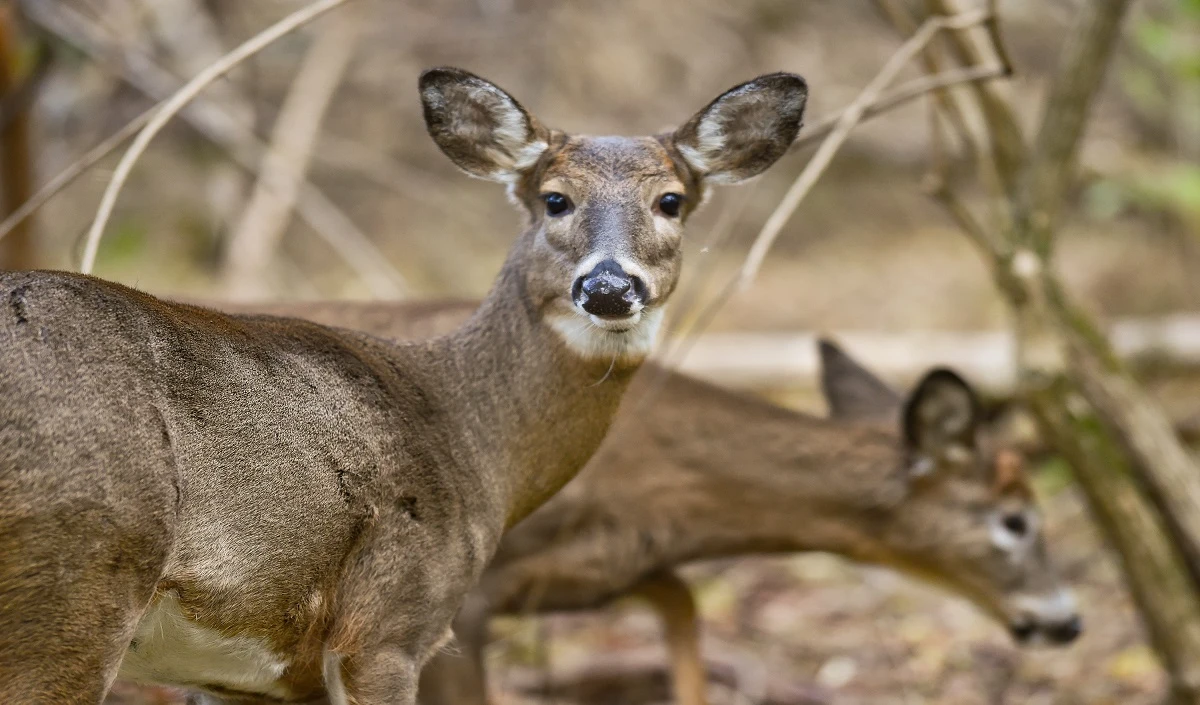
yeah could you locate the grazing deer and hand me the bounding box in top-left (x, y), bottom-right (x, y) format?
top-left (0, 67), bottom-right (807, 704)
top-left (206, 300), bottom-right (1081, 705)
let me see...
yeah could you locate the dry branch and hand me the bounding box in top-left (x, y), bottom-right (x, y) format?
top-left (222, 10), bottom-right (361, 300)
top-left (0, 5), bottom-right (36, 269)
top-left (907, 0), bottom-right (1200, 698)
top-left (23, 0), bottom-right (405, 295)
top-left (738, 8), bottom-right (992, 291)
top-left (790, 63), bottom-right (1006, 153)
top-left (78, 0), bottom-right (356, 274)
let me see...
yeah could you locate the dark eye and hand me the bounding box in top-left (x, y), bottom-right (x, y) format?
top-left (543, 192), bottom-right (572, 217)
top-left (658, 193), bottom-right (684, 217)
top-left (1003, 513), bottom-right (1028, 536)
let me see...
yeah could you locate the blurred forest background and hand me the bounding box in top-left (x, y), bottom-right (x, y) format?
top-left (3, 0), bottom-right (1198, 703)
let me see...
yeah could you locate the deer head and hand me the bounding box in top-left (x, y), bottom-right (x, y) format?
top-left (819, 340), bottom-right (1082, 646)
top-left (419, 68), bottom-right (807, 364)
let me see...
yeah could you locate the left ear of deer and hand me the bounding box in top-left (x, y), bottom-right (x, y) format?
top-left (672, 72), bottom-right (807, 184)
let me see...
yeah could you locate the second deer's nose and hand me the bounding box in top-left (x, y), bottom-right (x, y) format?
top-left (573, 259), bottom-right (645, 317)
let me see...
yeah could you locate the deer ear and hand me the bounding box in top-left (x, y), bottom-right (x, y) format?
top-left (673, 72), bottom-right (807, 184)
top-left (420, 67), bottom-right (550, 183)
top-left (902, 368), bottom-right (982, 475)
top-left (818, 338), bottom-right (902, 423)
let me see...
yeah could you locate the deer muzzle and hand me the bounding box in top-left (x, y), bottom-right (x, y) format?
top-left (573, 259), bottom-right (647, 318)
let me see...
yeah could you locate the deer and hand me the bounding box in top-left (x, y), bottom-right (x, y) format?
top-left (202, 299), bottom-right (1081, 705)
top-left (0, 66), bottom-right (808, 704)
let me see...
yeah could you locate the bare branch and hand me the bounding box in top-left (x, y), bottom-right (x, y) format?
top-left (222, 10), bottom-right (367, 300)
top-left (1013, 0), bottom-right (1134, 254)
top-left (80, 0), bottom-right (357, 274)
top-left (0, 105), bottom-right (154, 247)
top-left (790, 63), bottom-right (1006, 152)
top-left (873, 0), bottom-right (979, 162)
top-left (738, 8), bottom-right (992, 290)
top-left (925, 0), bottom-right (1027, 197)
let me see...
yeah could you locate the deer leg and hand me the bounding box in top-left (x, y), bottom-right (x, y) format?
top-left (417, 590), bottom-right (492, 705)
top-left (630, 570), bottom-right (709, 705)
top-left (0, 514), bottom-right (164, 704)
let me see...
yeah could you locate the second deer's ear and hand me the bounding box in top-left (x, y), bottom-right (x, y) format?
top-left (902, 368), bottom-right (982, 473)
top-left (818, 338), bottom-right (902, 423)
top-left (420, 67), bottom-right (550, 183)
top-left (673, 72), bottom-right (808, 184)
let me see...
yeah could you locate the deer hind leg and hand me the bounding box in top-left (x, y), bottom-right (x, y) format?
top-left (631, 570), bottom-right (709, 705)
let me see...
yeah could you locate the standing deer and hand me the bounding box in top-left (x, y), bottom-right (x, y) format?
top-left (0, 67), bottom-right (807, 704)
top-left (205, 301), bottom-right (1081, 705)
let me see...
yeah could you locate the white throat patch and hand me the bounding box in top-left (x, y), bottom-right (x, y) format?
top-left (548, 306), bottom-right (665, 364)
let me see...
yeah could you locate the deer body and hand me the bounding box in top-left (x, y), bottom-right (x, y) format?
top-left (215, 300), bottom-right (1081, 705)
top-left (0, 68), bottom-right (807, 704)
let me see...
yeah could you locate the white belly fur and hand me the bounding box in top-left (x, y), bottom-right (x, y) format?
top-left (118, 592), bottom-right (291, 698)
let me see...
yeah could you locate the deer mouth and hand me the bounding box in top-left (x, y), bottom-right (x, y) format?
top-left (1008, 614), bottom-right (1083, 646)
top-left (586, 309), bottom-right (643, 332)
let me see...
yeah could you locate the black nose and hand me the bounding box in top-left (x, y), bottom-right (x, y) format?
top-left (573, 259), bottom-right (646, 317)
top-left (1045, 615), bottom-right (1083, 644)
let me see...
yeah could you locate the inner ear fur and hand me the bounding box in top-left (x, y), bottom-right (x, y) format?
top-left (419, 67), bottom-right (550, 182)
top-left (672, 72), bottom-right (808, 184)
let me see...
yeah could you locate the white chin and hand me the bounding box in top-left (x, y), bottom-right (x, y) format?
top-left (587, 311), bottom-right (642, 332)
top-left (548, 307), bottom-right (664, 363)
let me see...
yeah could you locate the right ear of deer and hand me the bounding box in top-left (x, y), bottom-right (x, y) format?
top-left (419, 67), bottom-right (549, 182)
top-left (818, 338), bottom-right (902, 423)
top-left (672, 72), bottom-right (808, 184)
top-left (902, 368), bottom-right (982, 463)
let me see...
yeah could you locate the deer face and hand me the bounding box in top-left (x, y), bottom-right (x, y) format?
top-left (890, 371), bottom-right (1081, 645)
top-left (419, 68), bottom-right (807, 364)
top-left (818, 342), bottom-right (1081, 646)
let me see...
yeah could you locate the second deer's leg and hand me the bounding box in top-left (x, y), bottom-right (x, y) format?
top-left (631, 570), bottom-right (709, 705)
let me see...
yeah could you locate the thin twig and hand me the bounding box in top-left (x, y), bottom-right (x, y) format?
top-left (738, 8), bottom-right (991, 290)
top-left (80, 0), bottom-right (356, 274)
top-left (789, 62), bottom-right (1006, 153)
top-left (0, 103), bottom-right (155, 247)
top-left (873, 0), bottom-right (979, 163)
top-left (223, 10), bottom-right (362, 299)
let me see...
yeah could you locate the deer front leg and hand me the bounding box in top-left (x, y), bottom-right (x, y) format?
top-left (326, 514), bottom-right (473, 705)
top-left (416, 589), bottom-right (492, 705)
top-left (630, 570), bottom-right (709, 705)
top-left (325, 646), bottom-right (421, 704)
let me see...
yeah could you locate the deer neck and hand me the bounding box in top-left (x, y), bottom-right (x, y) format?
top-left (628, 382), bottom-right (904, 568)
top-left (417, 235), bottom-right (640, 530)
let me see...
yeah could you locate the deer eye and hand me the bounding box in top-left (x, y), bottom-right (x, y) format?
top-left (658, 193), bottom-right (684, 217)
top-left (543, 192), bottom-right (573, 217)
top-left (1002, 513), bottom-right (1028, 537)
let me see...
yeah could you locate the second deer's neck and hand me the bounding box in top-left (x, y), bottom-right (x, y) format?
top-left (411, 237), bottom-right (637, 530)
top-left (608, 380), bottom-right (903, 568)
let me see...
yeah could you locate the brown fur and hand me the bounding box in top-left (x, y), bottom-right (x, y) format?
top-left (208, 300), bottom-right (1077, 705)
top-left (0, 67), bottom-right (806, 704)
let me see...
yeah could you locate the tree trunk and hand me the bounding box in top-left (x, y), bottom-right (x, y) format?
top-left (0, 2), bottom-right (35, 270)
